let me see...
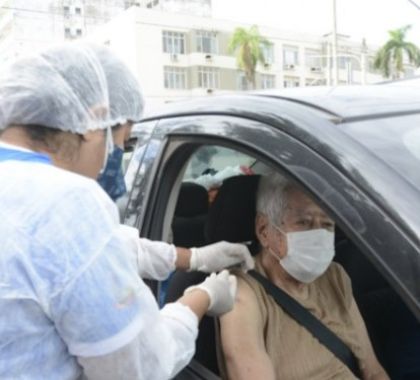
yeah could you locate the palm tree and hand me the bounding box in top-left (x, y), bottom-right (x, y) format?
top-left (229, 25), bottom-right (270, 89)
top-left (374, 25), bottom-right (420, 79)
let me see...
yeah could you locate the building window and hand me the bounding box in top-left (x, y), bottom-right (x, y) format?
top-left (305, 78), bottom-right (325, 86)
top-left (64, 27), bottom-right (71, 38)
top-left (76, 28), bottom-right (82, 37)
top-left (338, 56), bottom-right (348, 70)
top-left (237, 71), bottom-right (249, 90)
top-left (75, 7), bottom-right (82, 15)
top-left (196, 30), bottom-right (218, 54)
top-left (198, 66), bottom-right (219, 89)
top-left (164, 66), bottom-right (187, 89)
top-left (261, 43), bottom-right (274, 65)
top-left (283, 76), bottom-right (300, 88)
top-left (63, 5), bottom-right (70, 15)
top-left (163, 31), bottom-right (186, 54)
top-left (261, 74), bottom-right (275, 89)
top-left (305, 48), bottom-right (322, 70)
top-left (283, 45), bottom-right (299, 67)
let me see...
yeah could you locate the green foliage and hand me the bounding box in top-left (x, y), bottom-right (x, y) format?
top-left (374, 25), bottom-right (420, 79)
top-left (228, 25), bottom-right (270, 89)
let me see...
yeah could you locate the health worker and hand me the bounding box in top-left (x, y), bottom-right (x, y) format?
top-left (91, 43), bottom-right (254, 285)
top-left (0, 43), bottom-right (241, 380)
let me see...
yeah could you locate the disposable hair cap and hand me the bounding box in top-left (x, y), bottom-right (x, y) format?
top-left (0, 42), bottom-right (109, 134)
top-left (90, 44), bottom-right (144, 127)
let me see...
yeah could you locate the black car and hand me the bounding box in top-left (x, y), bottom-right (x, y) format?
top-left (122, 85), bottom-right (420, 379)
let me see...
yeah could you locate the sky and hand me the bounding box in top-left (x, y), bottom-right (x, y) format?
top-left (212, 0), bottom-right (420, 47)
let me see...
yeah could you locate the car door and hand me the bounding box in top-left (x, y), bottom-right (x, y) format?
top-left (130, 113), bottom-right (418, 304)
top-left (125, 109), bottom-right (419, 378)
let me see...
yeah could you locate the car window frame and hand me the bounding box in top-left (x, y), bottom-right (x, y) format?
top-left (130, 114), bottom-right (420, 320)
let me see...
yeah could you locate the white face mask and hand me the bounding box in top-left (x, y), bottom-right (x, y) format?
top-left (270, 226), bottom-right (335, 283)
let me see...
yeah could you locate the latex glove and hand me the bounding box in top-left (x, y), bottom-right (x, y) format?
top-left (184, 270), bottom-right (237, 316)
top-left (189, 241), bottom-right (254, 273)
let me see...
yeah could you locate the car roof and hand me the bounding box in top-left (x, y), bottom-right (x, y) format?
top-left (142, 85), bottom-right (420, 124)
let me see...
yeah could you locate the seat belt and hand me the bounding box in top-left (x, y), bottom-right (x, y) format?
top-left (249, 270), bottom-right (361, 379)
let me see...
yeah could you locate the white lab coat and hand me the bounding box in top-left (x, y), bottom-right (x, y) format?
top-left (0, 144), bottom-right (197, 380)
top-left (119, 224), bottom-right (177, 281)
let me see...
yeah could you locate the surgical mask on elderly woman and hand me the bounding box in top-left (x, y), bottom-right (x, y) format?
top-left (97, 145), bottom-right (126, 201)
top-left (270, 226), bottom-right (335, 283)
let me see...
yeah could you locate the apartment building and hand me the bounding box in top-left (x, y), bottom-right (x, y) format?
top-left (0, 0), bottom-right (137, 67)
top-left (138, 0), bottom-right (211, 16)
top-left (89, 6), bottom-right (384, 112)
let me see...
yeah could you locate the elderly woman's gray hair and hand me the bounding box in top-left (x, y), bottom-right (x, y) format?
top-left (256, 172), bottom-right (295, 226)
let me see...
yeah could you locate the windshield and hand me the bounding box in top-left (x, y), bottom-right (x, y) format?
top-left (342, 114), bottom-right (420, 191)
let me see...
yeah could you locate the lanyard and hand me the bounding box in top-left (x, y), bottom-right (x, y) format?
top-left (0, 146), bottom-right (52, 164)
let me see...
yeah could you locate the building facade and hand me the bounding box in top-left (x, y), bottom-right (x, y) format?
top-left (1, 1), bottom-right (407, 115)
top-left (89, 6), bottom-right (386, 113)
top-left (0, 0), bottom-right (136, 67)
top-left (138, 0), bottom-right (211, 16)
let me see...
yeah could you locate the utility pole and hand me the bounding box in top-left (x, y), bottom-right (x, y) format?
top-left (361, 38), bottom-right (367, 85)
top-left (332, 0), bottom-right (339, 86)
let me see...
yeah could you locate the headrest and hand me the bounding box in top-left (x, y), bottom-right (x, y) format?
top-left (205, 175), bottom-right (260, 245)
top-left (175, 182), bottom-right (208, 217)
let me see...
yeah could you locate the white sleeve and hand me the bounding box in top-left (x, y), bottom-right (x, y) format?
top-left (33, 180), bottom-right (195, 378)
top-left (77, 303), bottom-right (198, 380)
top-left (119, 225), bottom-right (177, 280)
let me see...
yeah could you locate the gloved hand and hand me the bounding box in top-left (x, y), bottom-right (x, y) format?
top-left (184, 270), bottom-right (237, 316)
top-left (189, 241), bottom-right (254, 272)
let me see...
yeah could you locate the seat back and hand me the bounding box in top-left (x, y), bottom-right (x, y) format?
top-left (172, 182), bottom-right (209, 247)
top-left (205, 175), bottom-right (261, 254)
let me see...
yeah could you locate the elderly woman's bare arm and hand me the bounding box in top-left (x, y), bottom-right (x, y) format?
top-left (348, 298), bottom-right (390, 380)
top-left (219, 277), bottom-right (275, 380)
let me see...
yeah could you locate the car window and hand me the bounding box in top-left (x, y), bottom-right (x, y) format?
top-left (184, 145), bottom-right (256, 180)
top-left (123, 121), bottom-right (160, 226)
top-left (343, 114), bottom-right (420, 191)
top-left (169, 144), bottom-right (261, 247)
top-left (165, 141), bottom-right (419, 378)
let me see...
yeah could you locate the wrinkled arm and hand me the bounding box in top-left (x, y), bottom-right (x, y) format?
top-left (220, 278), bottom-right (275, 380)
top-left (349, 298), bottom-right (390, 380)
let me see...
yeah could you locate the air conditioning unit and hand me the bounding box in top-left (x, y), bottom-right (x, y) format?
top-left (205, 54), bottom-right (212, 62)
top-left (284, 64), bottom-right (295, 70)
top-left (206, 88), bottom-right (214, 94)
top-left (170, 54), bottom-right (178, 62)
top-left (264, 63), bottom-right (271, 69)
top-left (310, 66), bottom-right (322, 72)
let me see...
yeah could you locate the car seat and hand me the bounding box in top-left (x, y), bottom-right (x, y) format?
top-left (161, 182), bottom-right (209, 307)
top-left (171, 181), bottom-right (209, 248)
top-left (204, 175), bottom-right (260, 249)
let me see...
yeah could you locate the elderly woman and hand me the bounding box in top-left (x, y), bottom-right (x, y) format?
top-left (218, 173), bottom-right (389, 380)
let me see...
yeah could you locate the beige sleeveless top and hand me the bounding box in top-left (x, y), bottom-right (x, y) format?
top-left (217, 257), bottom-right (367, 380)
